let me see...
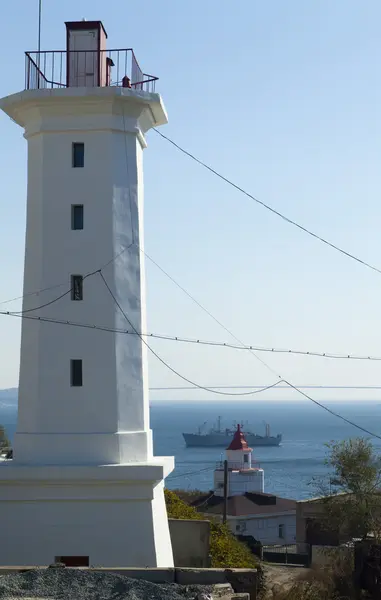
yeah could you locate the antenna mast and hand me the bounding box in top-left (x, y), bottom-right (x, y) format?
top-left (38, 0), bottom-right (42, 52)
top-left (37, 0), bottom-right (42, 70)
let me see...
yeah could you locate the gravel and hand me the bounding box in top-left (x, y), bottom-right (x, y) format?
top-left (0, 569), bottom-right (213, 600)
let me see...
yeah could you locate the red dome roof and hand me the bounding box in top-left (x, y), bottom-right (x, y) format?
top-left (227, 424), bottom-right (252, 451)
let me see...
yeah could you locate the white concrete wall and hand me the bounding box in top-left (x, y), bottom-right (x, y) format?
top-left (0, 470), bottom-right (173, 567)
top-left (12, 92), bottom-right (158, 466)
top-left (214, 468), bottom-right (264, 496)
top-left (226, 449), bottom-right (250, 469)
top-left (230, 513), bottom-right (296, 545)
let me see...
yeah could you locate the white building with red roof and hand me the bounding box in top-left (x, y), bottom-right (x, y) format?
top-left (214, 424), bottom-right (265, 496)
top-left (206, 425), bottom-right (296, 544)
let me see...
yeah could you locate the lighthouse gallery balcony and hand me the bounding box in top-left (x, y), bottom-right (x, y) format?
top-left (25, 48), bottom-right (158, 93)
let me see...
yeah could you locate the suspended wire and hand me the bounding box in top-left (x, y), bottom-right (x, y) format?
top-left (5, 252), bottom-right (379, 435)
top-left (3, 266), bottom-right (381, 433)
top-left (0, 282), bottom-right (67, 307)
top-left (154, 129), bottom-right (381, 276)
top-left (149, 385), bottom-right (381, 391)
top-left (96, 242), bottom-right (134, 272)
top-left (98, 269), bottom-right (381, 436)
top-left (142, 248), bottom-right (381, 439)
top-left (285, 381), bottom-right (381, 440)
top-left (4, 243), bottom-right (134, 314)
top-left (0, 312), bottom-right (127, 332)
top-left (146, 137), bottom-right (381, 435)
top-left (142, 334), bottom-right (381, 361)
top-left (3, 123), bottom-right (380, 435)
top-left (99, 271), bottom-right (283, 397)
top-left (141, 247), bottom-right (283, 379)
top-left (2, 310), bottom-right (381, 362)
top-left (166, 466), bottom-right (215, 481)
top-left (9, 269), bottom-right (100, 314)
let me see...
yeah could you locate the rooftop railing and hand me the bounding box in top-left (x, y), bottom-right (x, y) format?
top-left (25, 49), bottom-right (158, 93)
top-left (215, 460), bottom-right (262, 470)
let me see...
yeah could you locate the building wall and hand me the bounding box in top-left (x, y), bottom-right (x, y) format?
top-left (169, 519), bottom-right (210, 568)
top-left (230, 513), bottom-right (296, 545)
top-left (296, 499), bottom-right (321, 544)
top-left (296, 498), bottom-right (334, 546)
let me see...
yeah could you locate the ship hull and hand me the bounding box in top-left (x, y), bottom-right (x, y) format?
top-left (183, 433), bottom-right (282, 447)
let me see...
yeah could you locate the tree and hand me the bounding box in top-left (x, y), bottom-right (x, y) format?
top-left (0, 425), bottom-right (10, 450)
top-left (318, 438), bottom-right (381, 542)
top-left (165, 489), bottom-right (259, 569)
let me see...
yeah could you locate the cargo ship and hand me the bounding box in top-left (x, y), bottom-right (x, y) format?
top-left (182, 417), bottom-right (282, 448)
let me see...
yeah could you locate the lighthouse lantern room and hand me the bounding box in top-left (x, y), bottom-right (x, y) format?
top-left (0, 20), bottom-right (173, 567)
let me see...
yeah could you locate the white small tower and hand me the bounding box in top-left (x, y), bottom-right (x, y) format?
top-left (0, 20), bottom-right (174, 567)
top-left (214, 425), bottom-right (264, 496)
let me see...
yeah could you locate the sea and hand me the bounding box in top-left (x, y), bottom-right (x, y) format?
top-left (1, 399), bottom-right (381, 501)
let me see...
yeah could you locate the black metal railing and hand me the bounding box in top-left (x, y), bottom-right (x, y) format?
top-left (261, 543), bottom-right (311, 566)
top-left (25, 49), bottom-right (158, 92)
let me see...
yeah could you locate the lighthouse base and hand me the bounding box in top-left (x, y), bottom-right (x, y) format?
top-left (0, 459), bottom-right (174, 567)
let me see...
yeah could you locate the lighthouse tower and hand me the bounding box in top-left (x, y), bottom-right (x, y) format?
top-left (0, 21), bottom-right (174, 567)
top-left (214, 425), bottom-right (264, 496)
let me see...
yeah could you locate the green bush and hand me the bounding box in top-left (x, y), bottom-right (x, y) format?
top-left (165, 489), bottom-right (259, 569)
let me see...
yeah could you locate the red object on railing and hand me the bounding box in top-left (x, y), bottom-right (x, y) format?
top-left (122, 76), bottom-right (131, 88)
top-left (24, 49), bottom-right (158, 93)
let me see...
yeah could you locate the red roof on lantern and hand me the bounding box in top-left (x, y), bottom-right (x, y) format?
top-left (227, 424), bottom-right (252, 451)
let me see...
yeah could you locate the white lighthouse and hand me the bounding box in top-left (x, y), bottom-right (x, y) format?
top-left (0, 20), bottom-right (174, 567)
top-left (214, 425), bottom-right (264, 496)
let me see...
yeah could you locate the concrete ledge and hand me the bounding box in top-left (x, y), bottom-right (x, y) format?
top-left (91, 567), bottom-right (175, 583)
top-left (176, 568), bottom-right (228, 585)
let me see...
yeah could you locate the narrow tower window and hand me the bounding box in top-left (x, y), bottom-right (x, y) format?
top-left (71, 275), bottom-right (83, 301)
top-left (71, 205), bottom-right (84, 230)
top-left (72, 142), bottom-right (84, 168)
top-left (70, 360), bottom-right (83, 387)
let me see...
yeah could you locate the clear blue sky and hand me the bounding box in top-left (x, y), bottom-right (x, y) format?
top-left (1, 0), bottom-right (381, 401)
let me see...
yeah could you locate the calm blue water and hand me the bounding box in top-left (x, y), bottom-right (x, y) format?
top-left (2, 400), bottom-right (381, 500)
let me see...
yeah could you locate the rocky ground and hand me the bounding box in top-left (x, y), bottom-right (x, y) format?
top-left (262, 565), bottom-right (308, 599)
top-left (0, 569), bottom-right (214, 600)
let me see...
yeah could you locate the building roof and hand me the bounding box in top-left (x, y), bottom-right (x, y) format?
top-left (65, 20), bottom-right (108, 38)
top-left (227, 424), bottom-right (252, 451)
top-left (177, 490), bottom-right (296, 517)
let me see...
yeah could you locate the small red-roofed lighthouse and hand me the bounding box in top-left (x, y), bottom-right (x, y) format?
top-left (214, 424), bottom-right (264, 496)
